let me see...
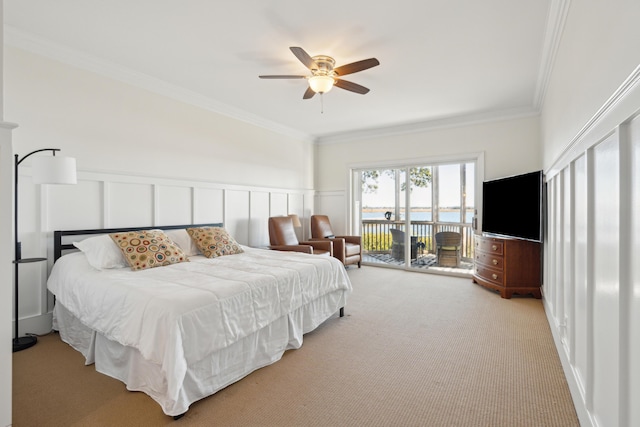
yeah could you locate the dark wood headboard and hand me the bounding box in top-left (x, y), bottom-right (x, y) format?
top-left (53, 223), bottom-right (223, 261)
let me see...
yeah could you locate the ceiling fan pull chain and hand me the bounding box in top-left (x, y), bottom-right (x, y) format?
top-left (321, 93), bottom-right (324, 114)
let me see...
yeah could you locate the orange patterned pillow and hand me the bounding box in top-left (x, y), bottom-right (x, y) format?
top-left (186, 227), bottom-right (244, 258)
top-left (109, 230), bottom-right (188, 271)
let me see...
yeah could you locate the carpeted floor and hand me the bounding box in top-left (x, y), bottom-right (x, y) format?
top-left (12, 266), bottom-right (579, 426)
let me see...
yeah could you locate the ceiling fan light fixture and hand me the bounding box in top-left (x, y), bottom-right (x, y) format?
top-left (260, 47), bottom-right (379, 99)
top-left (308, 75), bottom-right (334, 94)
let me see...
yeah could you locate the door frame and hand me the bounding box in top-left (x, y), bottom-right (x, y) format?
top-left (348, 152), bottom-right (485, 269)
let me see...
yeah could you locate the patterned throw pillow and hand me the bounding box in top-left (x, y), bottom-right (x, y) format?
top-left (109, 229), bottom-right (188, 271)
top-left (186, 227), bottom-right (244, 258)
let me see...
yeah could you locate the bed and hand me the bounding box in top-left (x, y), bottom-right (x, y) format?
top-left (48, 223), bottom-right (352, 418)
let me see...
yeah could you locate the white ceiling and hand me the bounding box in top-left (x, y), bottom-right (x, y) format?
top-left (4, 0), bottom-right (555, 143)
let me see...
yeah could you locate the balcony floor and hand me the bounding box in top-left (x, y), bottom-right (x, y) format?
top-left (363, 252), bottom-right (474, 276)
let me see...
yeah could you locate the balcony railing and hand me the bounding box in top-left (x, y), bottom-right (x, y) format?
top-left (362, 219), bottom-right (475, 260)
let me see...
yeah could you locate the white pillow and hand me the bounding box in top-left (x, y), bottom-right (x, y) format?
top-left (73, 234), bottom-right (128, 270)
top-left (164, 229), bottom-right (201, 257)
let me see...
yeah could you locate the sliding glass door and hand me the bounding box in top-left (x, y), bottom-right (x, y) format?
top-left (356, 160), bottom-right (476, 273)
top-left (360, 168), bottom-right (408, 265)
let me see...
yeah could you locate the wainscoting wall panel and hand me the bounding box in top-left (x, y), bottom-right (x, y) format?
top-left (249, 191), bottom-right (270, 248)
top-left (156, 185), bottom-right (192, 226)
top-left (108, 182), bottom-right (154, 228)
top-left (572, 153), bottom-right (589, 402)
top-left (630, 114), bottom-right (640, 427)
top-left (313, 191), bottom-right (348, 236)
top-left (269, 192), bottom-right (288, 217)
top-left (14, 169), bottom-right (312, 337)
top-left (193, 187), bottom-right (224, 224)
top-left (562, 166), bottom-right (573, 361)
top-left (592, 134), bottom-right (620, 427)
top-left (224, 190), bottom-right (250, 246)
top-left (46, 179), bottom-right (103, 230)
top-left (545, 107), bottom-right (640, 426)
top-left (288, 192), bottom-right (304, 215)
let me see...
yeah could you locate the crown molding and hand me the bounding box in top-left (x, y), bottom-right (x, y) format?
top-left (314, 106), bottom-right (540, 145)
top-left (5, 9), bottom-right (564, 147)
top-left (545, 63), bottom-right (640, 179)
top-left (533, 0), bottom-right (571, 110)
top-left (314, 0), bottom-right (568, 145)
top-left (4, 26), bottom-right (314, 144)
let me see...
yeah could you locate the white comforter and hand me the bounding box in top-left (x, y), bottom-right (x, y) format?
top-left (48, 247), bottom-right (352, 409)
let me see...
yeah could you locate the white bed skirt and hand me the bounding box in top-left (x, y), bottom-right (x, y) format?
top-left (53, 289), bottom-right (347, 416)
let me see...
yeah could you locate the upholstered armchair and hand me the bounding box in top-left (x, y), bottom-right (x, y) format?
top-left (310, 215), bottom-right (362, 267)
top-left (268, 216), bottom-right (333, 256)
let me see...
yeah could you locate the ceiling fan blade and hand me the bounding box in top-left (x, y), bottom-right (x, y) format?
top-left (334, 79), bottom-right (370, 94)
top-left (259, 75), bottom-right (307, 79)
top-left (290, 47), bottom-right (318, 70)
top-left (303, 86), bottom-right (316, 99)
top-left (334, 58), bottom-right (380, 76)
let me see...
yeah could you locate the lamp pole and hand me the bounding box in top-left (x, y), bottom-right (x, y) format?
top-left (13, 148), bottom-right (60, 352)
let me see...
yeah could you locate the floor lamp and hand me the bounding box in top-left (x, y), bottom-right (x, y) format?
top-left (13, 148), bottom-right (76, 353)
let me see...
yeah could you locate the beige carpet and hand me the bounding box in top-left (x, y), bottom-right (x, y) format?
top-left (13, 266), bottom-right (579, 426)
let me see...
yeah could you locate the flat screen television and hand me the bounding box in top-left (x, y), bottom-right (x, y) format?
top-left (481, 170), bottom-right (544, 242)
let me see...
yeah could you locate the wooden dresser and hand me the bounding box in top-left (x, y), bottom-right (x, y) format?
top-left (472, 234), bottom-right (542, 299)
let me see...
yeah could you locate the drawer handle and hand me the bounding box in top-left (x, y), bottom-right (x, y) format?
top-left (492, 259), bottom-right (498, 265)
top-left (492, 273), bottom-right (498, 280)
top-left (492, 245), bottom-right (497, 251)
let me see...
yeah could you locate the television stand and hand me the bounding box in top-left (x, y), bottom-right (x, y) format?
top-left (472, 234), bottom-right (542, 298)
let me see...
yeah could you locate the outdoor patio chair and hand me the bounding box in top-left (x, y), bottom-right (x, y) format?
top-left (390, 228), bottom-right (417, 261)
top-left (435, 231), bottom-right (462, 267)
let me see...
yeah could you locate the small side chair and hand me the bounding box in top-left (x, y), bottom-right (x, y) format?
top-left (435, 231), bottom-right (462, 267)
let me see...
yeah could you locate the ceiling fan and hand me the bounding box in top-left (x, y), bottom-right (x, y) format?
top-left (259, 46), bottom-right (380, 99)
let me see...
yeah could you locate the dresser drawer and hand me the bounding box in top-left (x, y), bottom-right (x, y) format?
top-left (475, 265), bottom-right (504, 285)
top-left (475, 237), bottom-right (504, 255)
top-left (475, 251), bottom-right (504, 270)
top-left (472, 235), bottom-right (542, 299)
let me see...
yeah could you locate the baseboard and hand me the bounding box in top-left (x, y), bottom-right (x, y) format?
top-left (543, 298), bottom-right (595, 427)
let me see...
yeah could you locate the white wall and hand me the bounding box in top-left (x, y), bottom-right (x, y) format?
top-left (0, 123), bottom-right (16, 426)
top-left (314, 114), bottom-right (542, 233)
top-left (5, 47), bottom-right (314, 189)
top-left (541, 0), bottom-right (640, 167)
top-left (1, 2), bottom-right (15, 422)
top-left (4, 47), bottom-right (314, 338)
top-left (541, 1), bottom-right (640, 426)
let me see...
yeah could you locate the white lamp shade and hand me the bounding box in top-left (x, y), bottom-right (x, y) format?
top-left (31, 156), bottom-right (77, 184)
top-left (308, 75), bottom-right (334, 94)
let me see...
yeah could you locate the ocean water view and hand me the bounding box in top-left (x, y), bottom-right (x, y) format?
top-left (362, 210), bottom-right (474, 223)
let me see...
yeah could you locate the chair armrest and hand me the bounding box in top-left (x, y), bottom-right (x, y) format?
top-left (336, 235), bottom-right (361, 246)
top-left (269, 245), bottom-right (313, 254)
top-left (310, 237), bottom-right (344, 250)
top-left (300, 240), bottom-right (333, 256)
top-left (310, 237), bottom-right (344, 262)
